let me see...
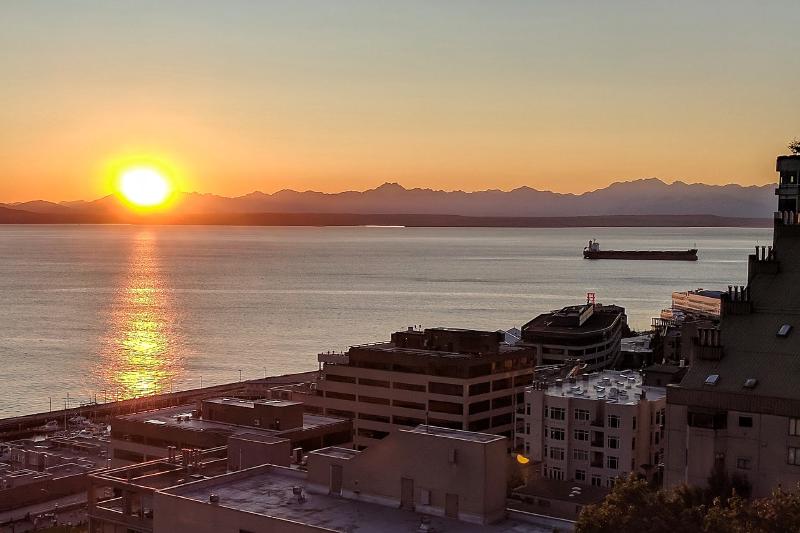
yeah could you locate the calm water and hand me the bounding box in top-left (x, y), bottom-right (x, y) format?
top-left (0, 225), bottom-right (769, 417)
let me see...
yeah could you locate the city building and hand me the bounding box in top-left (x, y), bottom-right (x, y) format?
top-left (664, 153), bottom-right (800, 497)
top-left (519, 370), bottom-right (667, 491)
top-left (1, 433), bottom-right (109, 514)
top-left (520, 303), bottom-right (627, 371)
top-left (309, 327), bottom-right (536, 448)
top-left (110, 398), bottom-right (351, 466)
top-left (670, 289), bottom-right (723, 320)
top-left (88, 426), bottom-right (568, 533)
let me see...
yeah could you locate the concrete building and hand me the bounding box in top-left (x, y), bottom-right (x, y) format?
top-left (310, 327), bottom-right (536, 448)
top-left (88, 426), bottom-right (568, 533)
top-left (520, 304), bottom-right (627, 371)
top-left (665, 153), bottom-right (800, 497)
top-left (519, 370), bottom-right (666, 490)
top-left (110, 398), bottom-right (351, 466)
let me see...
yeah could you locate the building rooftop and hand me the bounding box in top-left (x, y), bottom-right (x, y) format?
top-left (538, 370), bottom-right (666, 405)
top-left (406, 425), bottom-right (506, 443)
top-left (522, 304), bottom-right (624, 338)
top-left (120, 404), bottom-right (345, 435)
top-left (203, 398), bottom-right (302, 409)
top-left (165, 465), bottom-right (548, 533)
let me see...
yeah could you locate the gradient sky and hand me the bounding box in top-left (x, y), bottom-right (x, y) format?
top-left (1, 0), bottom-right (799, 202)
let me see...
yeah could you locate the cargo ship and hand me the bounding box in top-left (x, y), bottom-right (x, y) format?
top-left (583, 239), bottom-right (698, 261)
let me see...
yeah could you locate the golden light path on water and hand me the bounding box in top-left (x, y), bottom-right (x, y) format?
top-left (96, 230), bottom-right (185, 400)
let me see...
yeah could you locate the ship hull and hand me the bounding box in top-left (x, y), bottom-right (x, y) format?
top-left (583, 249), bottom-right (698, 261)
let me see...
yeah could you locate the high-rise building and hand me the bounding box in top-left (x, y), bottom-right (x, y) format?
top-left (664, 152), bottom-right (800, 496)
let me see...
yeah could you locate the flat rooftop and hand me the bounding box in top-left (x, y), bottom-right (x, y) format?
top-left (538, 370), bottom-right (666, 405)
top-left (204, 398), bottom-right (302, 408)
top-left (167, 467), bottom-right (547, 533)
top-left (350, 341), bottom-right (522, 359)
top-left (523, 307), bottom-right (622, 336)
top-left (405, 425), bottom-right (506, 444)
top-left (120, 404), bottom-right (346, 435)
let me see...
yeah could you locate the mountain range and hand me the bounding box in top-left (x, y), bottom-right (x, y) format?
top-left (0, 179), bottom-right (776, 226)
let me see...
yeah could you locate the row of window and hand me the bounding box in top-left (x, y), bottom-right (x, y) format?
top-left (543, 466), bottom-right (625, 488)
top-left (545, 406), bottom-right (624, 428)
top-left (543, 444), bottom-right (622, 470)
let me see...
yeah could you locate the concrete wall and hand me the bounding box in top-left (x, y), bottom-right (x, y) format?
top-left (307, 429), bottom-right (508, 525)
top-left (227, 435), bottom-right (291, 470)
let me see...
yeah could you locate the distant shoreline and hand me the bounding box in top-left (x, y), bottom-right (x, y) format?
top-left (0, 209), bottom-right (773, 228)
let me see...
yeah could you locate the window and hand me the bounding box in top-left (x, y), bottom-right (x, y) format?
top-left (429, 400), bottom-right (462, 415)
top-left (468, 418), bottom-right (491, 432)
top-left (526, 403), bottom-right (531, 416)
top-left (326, 391), bottom-right (356, 401)
top-left (575, 469), bottom-right (586, 482)
top-left (790, 418), bottom-right (800, 436)
top-left (705, 374), bottom-right (720, 386)
top-left (393, 400), bottom-right (425, 410)
top-left (549, 427), bottom-right (565, 441)
top-left (468, 381), bottom-right (490, 396)
top-left (359, 378), bottom-right (389, 388)
top-left (525, 423), bottom-right (530, 435)
top-left (573, 449), bottom-right (589, 461)
top-left (394, 382), bottom-right (426, 392)
top-left (591, 475), bottom-right (602, 487)
top-left (575, 409), bottom-right (590, 421)
top-left (359, 395), bottom-right (390, 405)
top-left (607, 456), bottom-right (619, 470)
top-left (632, 416), bottom-right (637, 430)
top-left (549, 447), bottom-right (565, 461)
top-left (429, 382), bottom-right (463, 396)
top-left (468, 400), bottom-right (491, 415)
top-left (739, 416), bottom-right (753, 428)
top-left (547, 466), bottom-right (564, 481)
top-left (607, 414), bottom-right (620, 428)
top-left (548, 407), bottom-right (566, 420)
top-left (326, 374), bottom-right (356, 383)
top-left (789, 447), bottom-right (800, 466)
top-left (737, 457), bottom-right (752, 470)
top-left (574, 429), bottom-right (589, 441)
top-left (358, 413), bottom-right (390, 423)
top-left (607, 436), bottom-right (620, 449)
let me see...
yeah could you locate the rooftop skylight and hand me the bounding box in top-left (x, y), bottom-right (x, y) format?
top-left (704, 374), bottom-right (720, 386)
top-left (777, 324), bottom-right (793, 337)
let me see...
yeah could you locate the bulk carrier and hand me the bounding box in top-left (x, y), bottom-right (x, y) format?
top-left (583, 239), bottom-right (698, 261)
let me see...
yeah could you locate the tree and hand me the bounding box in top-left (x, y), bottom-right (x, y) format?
top-left (575, 475), bottom-right (704, 533)
top-left (576, 477), bottom-right (800, 533)
top-left (790, 139), bottom-right (800, 155)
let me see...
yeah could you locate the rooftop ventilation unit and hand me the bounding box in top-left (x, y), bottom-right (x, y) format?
top-left (743, 378), bottom-right (758, 389)
top-left (704, 374), bottom-right (720, 386)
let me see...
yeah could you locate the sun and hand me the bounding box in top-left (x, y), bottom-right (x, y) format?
top-left (118, 167), bottom-right (172, 207)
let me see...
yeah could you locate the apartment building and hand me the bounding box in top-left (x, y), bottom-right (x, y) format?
top-left (311, 327), bottom-right (536, 448)
top-left (664, 153), bottom-right (800, 497)
top-left (520, 304), bottom-right (627, 371)
top-left (520, 370), bottom-right (666, 490)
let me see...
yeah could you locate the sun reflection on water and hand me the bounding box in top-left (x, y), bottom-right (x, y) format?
top-left (96, 231), bottom-right (185, 399)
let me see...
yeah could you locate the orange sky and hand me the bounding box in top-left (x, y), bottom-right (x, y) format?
top-left (1, 1), bottom-right (798, 202)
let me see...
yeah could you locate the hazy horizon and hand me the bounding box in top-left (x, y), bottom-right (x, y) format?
top-left (2, 1), bottom-right (799, 202)
top-left (0, 176), bottom-right (777, 205)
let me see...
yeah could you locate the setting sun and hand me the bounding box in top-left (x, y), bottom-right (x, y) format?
top-left (118, 167), bottom-right (172, 207)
